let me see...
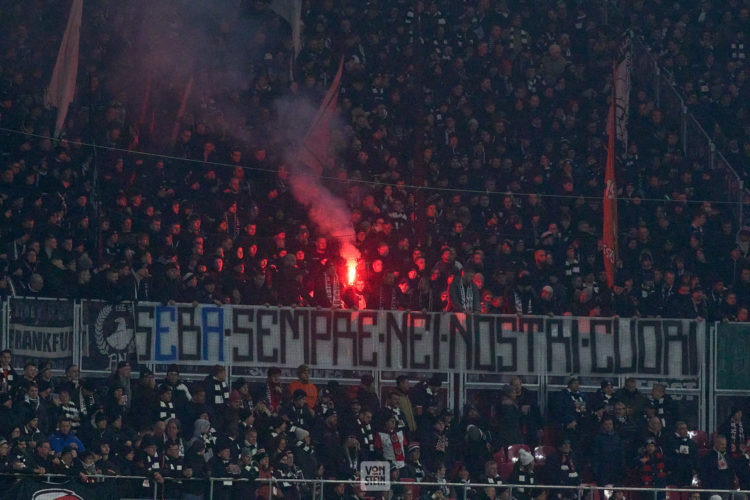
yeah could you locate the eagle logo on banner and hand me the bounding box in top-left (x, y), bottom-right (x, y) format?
top-left (31, 488), bottom-right (84, 500)
top-left (94, 304), bottom-right (135, 357)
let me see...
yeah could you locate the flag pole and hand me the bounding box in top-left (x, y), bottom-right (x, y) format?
top-left (603, 60), bottom-right (619, 288)
top-left (170, 76), bottom-right (194, 144)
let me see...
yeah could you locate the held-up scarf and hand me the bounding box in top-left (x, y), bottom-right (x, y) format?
top-left (324, 273), bottom-right (341, 308)
top-left (561, 453), bottom-right (577, 480)
top-left (458, 281), bottom-right (473, 311)
top-left (515, 291), bottom-right (533, 314)
top-left (568, 390), bottom-right (585, 414)
top-left (266, 383), bottom-right (282, 412)
top-left (731, 420), bottom-right (745, 454)
top-left (358, 418), bottom-right (374, 453)
top-left (389, 431), bottom-right (405, 465)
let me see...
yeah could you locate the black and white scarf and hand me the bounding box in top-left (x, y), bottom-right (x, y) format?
top-left (159, 400), bottom-right (176, 421)
top-left (0, 366), bottom-right (14, 392)
top-left (730, 420), bottom-right (745, 453)
top-left (61, 401), bottom-right (81, 429)
top-left (458, 281), bottom-right (474, 311)
top-left (650, 397), bottom-right (667, 427)
top-left (324, 273), bottom-right (341, 308)
top-left (24, 395), bottom-right (40, 412)
top-left (388, 405), bottom-right (407, 433)
top-left (358, 418), bottom-right (374, 453)
top-left (212, 378), bottom-right (229, 405)
top-left (568, 390), bottom-right (585, 414)
top-left (514, 291), bottom-right (533, 314)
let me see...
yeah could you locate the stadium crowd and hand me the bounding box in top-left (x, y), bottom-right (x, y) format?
top-left (627, 0), bottom-right (750, 179)
top-left (0, 0), bottom-right (748, 322)
top-left (0, 0), bottom-right (748, 496)
top-left (0, 354), bottom-right (747, 500)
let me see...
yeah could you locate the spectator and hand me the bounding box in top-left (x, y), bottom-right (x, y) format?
top-left (495, 384), bottom-right (524, 447)
top-left (204, 365), bottom-right (230, 409)
top-left (402, 443), bottom-right (425, 482)
top-left (553, 377), bottom-right (586, 442)
top-left (448, 267), bottom-right (481, 312)
top-left (288, 364), bottom-right (317, 410)
top-left (262, 367), bottom-right (285, 414)
top-left (356, 374), bottom-right (379, 414)
top-left (592, 416), bottom-right (625, 486)
top-left (664, 421), bottom-right (698, 487)
top-left (546, 438), bottom-right (581, 499)
top-left (700, 435), bottom-right (734, 496)
top-left (375, 413), bottom-right (407, 471)
top-left (718, 407), bottom-right (745, 457)
top-left (590, 380), bottom-right (617, 415)
top-left (0, 350), bottom-right (17, 395)
top-left (393, 375), bottom-right (417, 435)
top-left (510, 449), bottom-right (537, 500)
top-left (615, 378), bottom-right (648, 418)
top-left (637, 438), bottom-right (667, 489)
top-left (48, 417), bottom-right (85, 455)
top-left (163, 364), bottom-right (192, 409)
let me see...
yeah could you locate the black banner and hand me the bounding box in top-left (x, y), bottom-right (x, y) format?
top-left (80, 301), bottom-right (137, 372)
top-left (7, 298), bottom-right (74, 370)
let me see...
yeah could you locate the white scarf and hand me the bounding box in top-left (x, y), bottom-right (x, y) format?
top-left (458, 280), bottom-right (474, 311)
top-left (324, 273), bottom-right (341, 307)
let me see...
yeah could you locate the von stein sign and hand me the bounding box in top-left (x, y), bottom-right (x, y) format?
top-left (360, 461), bottom-right (390, 491)
top-left (122, 304), bottom-right (702, 379)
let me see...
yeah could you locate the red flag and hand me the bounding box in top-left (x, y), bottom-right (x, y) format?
top-left (603, 63), bottom-right (619, 288)
top-left (298, 58), bottom-right (343, 174)
top-left (45, 0), bottom-right (83, 137)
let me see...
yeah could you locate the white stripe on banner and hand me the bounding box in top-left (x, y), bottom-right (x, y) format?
top-left (124, 304), bottom-right (702, 380)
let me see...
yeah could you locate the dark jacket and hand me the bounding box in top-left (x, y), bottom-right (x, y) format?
top-left (592, 429), bottom-right (624, 485)
top-left (700, 449), bottom-right (735, 491)
top-left (664, 432), bottom-right (698, 486)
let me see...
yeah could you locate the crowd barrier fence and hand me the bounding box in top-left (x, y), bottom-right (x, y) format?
top-left (630, 34), bottom-right (745, 228)
top-left (2, 473), bottom-right (748, 500)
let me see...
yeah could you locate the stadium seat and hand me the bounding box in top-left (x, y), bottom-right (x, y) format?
top-left (666, 486), bottom-right (691, 500)
top-left (494, 448), bottom-right (507, 464)
top-left (507, 444), bottom-right (532, 462)
top-left (581, 483), bottom-right (600, 500)
top-left (542, 425), bottom-right (558, 446)
top-left (499, 461), bottom-right (515, 480)
top-left (688, 430), bottom-right (708, 449)
top-left (400, 478), bottom-right (420, 498)
top-left (534, 445), bottom-right (555, 465)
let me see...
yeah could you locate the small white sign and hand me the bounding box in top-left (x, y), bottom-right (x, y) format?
top-left (360, 461), bottom-right (390, 491)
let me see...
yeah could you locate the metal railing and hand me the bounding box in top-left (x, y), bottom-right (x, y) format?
top-left (630, 36), bottom-right (745, 227)
top-left (4, 471), bottom-right (749, 500)
top-left (257, 478), bottom-right (750, 500)
top-left (0, 471), bottom-right (254, 500)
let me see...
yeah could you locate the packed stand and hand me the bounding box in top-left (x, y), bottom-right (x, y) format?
top-left (0, 353), bottom-right (745, 499)
top-left (623, 0), bottom-right (750, 180)
top-left (0, 0), bottom-right (748, 320)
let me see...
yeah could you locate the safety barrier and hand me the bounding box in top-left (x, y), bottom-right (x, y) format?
top-left (629, 34), bottom-right (745, 228)
top-left (254, 478), bottom-right (750, 500)
top-left (3, 473), bottom-right (747, 500)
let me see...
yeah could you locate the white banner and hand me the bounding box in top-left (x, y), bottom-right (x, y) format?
top-left (127, 304), bottom-right (703, 379)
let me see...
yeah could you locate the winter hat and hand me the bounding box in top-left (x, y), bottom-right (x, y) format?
top-left (519, 448), bottom-right (534, 466)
